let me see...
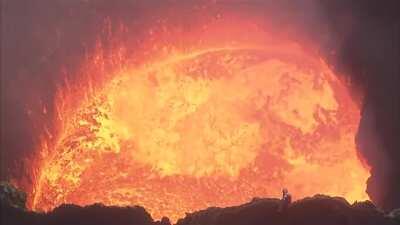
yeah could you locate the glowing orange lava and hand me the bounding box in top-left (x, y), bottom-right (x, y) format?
top-left (31, 41), bottom-right (370, 221)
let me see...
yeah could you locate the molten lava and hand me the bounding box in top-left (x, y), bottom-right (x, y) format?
top-left (31, 42), bottom-right (370, 221)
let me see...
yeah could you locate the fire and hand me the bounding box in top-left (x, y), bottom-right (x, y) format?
top-left (30, 25), bottom-right (370, 221)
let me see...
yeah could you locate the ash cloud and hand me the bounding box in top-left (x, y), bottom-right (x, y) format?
top-left (1, 0), bottom-right (399, 211)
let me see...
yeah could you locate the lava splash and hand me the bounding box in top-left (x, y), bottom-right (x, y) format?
top-left (31, 41), bottom-right (369, 221)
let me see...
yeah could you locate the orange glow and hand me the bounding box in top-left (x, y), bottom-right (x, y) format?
top-left (30, 20), bottom-right (370, 222)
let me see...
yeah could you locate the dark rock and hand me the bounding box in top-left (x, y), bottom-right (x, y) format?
top-left (46, 203), bottom-right (155, 225)
top-left (0, 181), bottom-right (27, 210)
top-left (157, 216), bottom-right (171, 225)
top-left (1, 187), bottom-right (398, 225)
top-left (177, 195), bottom-right (399, 225)
top-left (0, 201), bottom-right (167, 225)
top-left (388, 208), bottom-right (400, 223)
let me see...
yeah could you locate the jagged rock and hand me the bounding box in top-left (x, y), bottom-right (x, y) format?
top-left (0, 181), bottom-right (27, 210)
top-left (177, 195), bottom-right (398, 225)
top-left (46, 203), bottom-right (156, 225)
top-left (1, 201), bottom-right (169, 225)
top-left (1, 188), bottom-right (399, 225)
top-left (156, 216), bottom-right (171, 225)
top-left (388, 208), bottom-right (400, 223)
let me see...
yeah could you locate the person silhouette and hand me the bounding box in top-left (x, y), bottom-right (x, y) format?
top-left (279, 188), bottom-right (292, 212)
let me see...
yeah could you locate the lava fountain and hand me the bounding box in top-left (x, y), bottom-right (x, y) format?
top-left (30, 20), bottom-right (370, 222)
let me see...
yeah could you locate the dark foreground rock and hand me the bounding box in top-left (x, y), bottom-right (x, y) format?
top-left (0, 182), bottom-right (169, 225)
top-left (177, 195), bottom-right (399, 225)
top-left (1, 189), bottom-right (398, 225)
top-left (0, 181), bottom-right (27, 210)
top-left (1, 203), bottom-right (170, 225)
top-left (388, 208), bottom-right (400, 223)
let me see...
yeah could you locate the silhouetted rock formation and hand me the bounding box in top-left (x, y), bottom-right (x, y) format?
top-left (0, 181), bottom-right (27, 210)
top-left (176, 195), bottom-right (398, 225)
top-left (388, 208), bottom-right (400, 223)
top-left (1, 203), bottom-right (167, 225)
top-left (1, 186), bottom-right (398, 225)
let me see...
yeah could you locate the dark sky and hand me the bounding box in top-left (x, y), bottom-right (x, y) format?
top-left (1, 0), bottom-right (399, 211)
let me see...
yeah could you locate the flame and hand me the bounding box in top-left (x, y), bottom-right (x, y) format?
top-left (30, 25), bottom-right (370, 221)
